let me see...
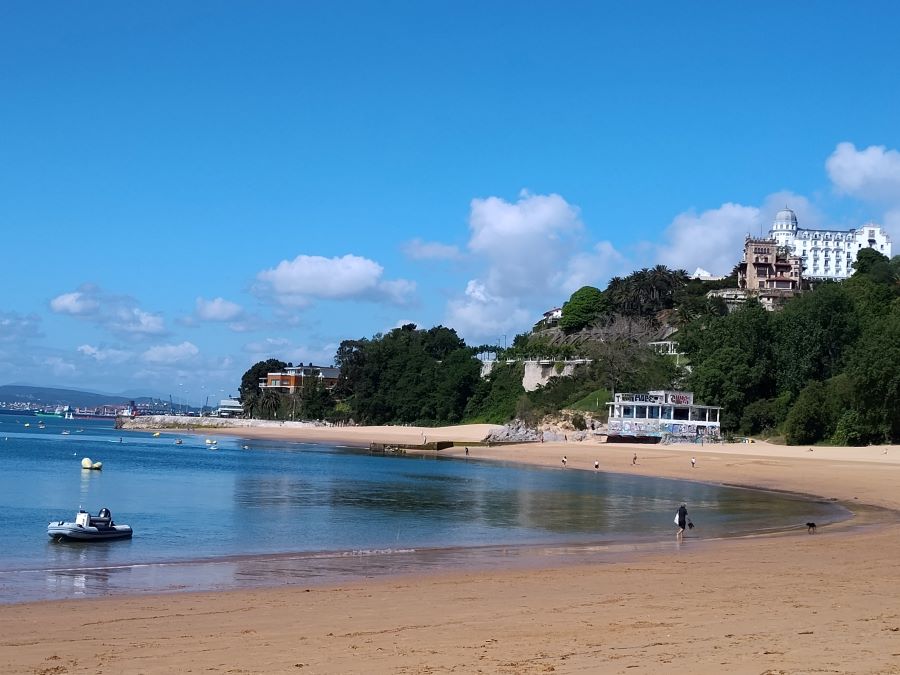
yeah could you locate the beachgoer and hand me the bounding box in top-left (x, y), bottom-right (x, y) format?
top-left (594, 460), bottom-right (599, 470)
top-left (562, 455), bottom-right (567, 467)
top-left (465, 447), bottom-right (469, 456)
top-left (691, 456), bottom-right (696, 468)
top-left (675, 503), bottom-right (689, 536)
top-left (632, 453), bottom-right (637, 465)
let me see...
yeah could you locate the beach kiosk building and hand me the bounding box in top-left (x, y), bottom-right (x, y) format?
top-left (606, 391), bottom-right (721, 443)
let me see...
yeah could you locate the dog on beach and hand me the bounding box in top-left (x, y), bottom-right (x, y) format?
top-left (806, 522), bottom-right (817, 534)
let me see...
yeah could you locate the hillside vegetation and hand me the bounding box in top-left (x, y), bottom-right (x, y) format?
top-left (239, 250), bottom-right (900, 445)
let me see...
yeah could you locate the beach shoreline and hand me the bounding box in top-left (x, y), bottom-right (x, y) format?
top-left (4, 424), bottom-right (900, 674)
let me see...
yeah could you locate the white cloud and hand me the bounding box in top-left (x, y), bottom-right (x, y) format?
top-left (444, 191), bottom-right (619, 342)
top-left (826, 142), bottom-right (900, 202)
top-left (142, 341), bottom-right (199, 364)
top-left (77, 344), bottom-right (132, 363)
top-left (402, 238), bottom-right (462, 261)
top-left (195, 297), bottom-right (244, 322)
top-left (45, 356), bottom-right (77, 376)
top-left (243, 337), bottom-right (291, 354)
top-left (655, 202), bottom-right (763, 276)
top-left (561, 241), bottom-right (629, 293)
top-left (468, 191), bottom-right (583, 297)
top-left (111, 307), bottom-right (166, 335)
top-left (0, 312), bottom-right (41, 342)
top-left (255, 254), bottom-right (416, 307)
top-left (445, 280), bottom-right (532, 342)
top-left (243, 337), bottom-right (335, 366)
top-left (49, 284), bottom-right (166, 336)
top-left (49, 290), bottom-right (100, 316)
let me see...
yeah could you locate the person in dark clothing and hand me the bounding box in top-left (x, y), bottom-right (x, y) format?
top-left (675, 503), bottom-right (689, 537)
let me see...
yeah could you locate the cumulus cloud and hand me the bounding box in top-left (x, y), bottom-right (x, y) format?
top-left (443, 191), bottom-right (589, 342)
top-left (402, 238), bottom-right (462, 261)
top-left (49, 290), bottom-right (100, 315)
top-left (654, 203), bottom-right (763, 276)
top-left (195, 297), bottom-right (244, 322)
top-left (243, 337), bottom-right (336, 365)
top-left (445, 280), bottom-right (533, 341)
top-left (255, 254), bottom-right (416, 307)
top-left (141, 341), bottom-right (199, 364)
top-left (49, 284), bottom-right (166, 336)
top-left (243, 337), bottom-right (291, 354)
top-left (561, 241), bottom-right (630, 293)
top-left (468, 191), bottom-right (583, 297)
top-left (826, 142), bottom-right (900, 202)
top-left (77, 344), bottom-right (132, 363)
top-left (45, 356), bottom-right (77, 376)
top-left (0, 312), bottom-right (42, 342)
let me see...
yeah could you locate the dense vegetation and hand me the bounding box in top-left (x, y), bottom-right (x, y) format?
top-left (238, 251), bottom-right (900, 445)
top-left (681, 249), bottom-right (900, 444)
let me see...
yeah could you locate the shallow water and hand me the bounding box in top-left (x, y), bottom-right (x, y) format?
top-left (0, 415), bottom-right (848, 603)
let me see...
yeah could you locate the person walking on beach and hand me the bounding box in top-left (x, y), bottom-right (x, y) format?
top-left (691, 456), bottom-right (696, 469)
top-left (562, 455), bottom-right (567, 467)
top-left (594, 460), bottom-right (600, 470)
top-left (632, 453), bottom-right (637, 466)
top-left (675, 503), bottom-right (689, 537)
top-left (465, 447), bottom-right (469, 456)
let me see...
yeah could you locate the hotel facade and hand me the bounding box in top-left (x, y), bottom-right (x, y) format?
top-left (769, 207), bottom-right (892, 280)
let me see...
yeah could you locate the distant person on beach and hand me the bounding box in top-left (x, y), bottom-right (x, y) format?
top-left (465, 447), bottom-right (469, 456)
top-left (632, 453), bottom-right (637, 465)
top-left (562, 455), bottom-right (567, 467)
top-left (691, 456), bottom-right (696, 468)
top-left (675, 503), bottom-right (689, 536)
top-left (594, 460), bottom-right (599, 470)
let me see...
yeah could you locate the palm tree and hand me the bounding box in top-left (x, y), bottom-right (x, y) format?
top-left (259, 389), bottom-right (281, 420)
top-left (242, 393), bottom-right (258, 419)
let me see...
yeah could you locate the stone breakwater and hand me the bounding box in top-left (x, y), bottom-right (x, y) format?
top-left (118, 415), bottom-right (331, 430)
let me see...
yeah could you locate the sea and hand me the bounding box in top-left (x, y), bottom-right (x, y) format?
top-left (0, 414), bottom-right (849, 604)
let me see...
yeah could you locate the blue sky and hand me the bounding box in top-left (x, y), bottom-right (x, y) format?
top-left (2, 2), bottom-right (900, 403)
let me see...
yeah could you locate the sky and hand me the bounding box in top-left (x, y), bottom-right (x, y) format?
top-left (2, 2), bottom-right (900, 404)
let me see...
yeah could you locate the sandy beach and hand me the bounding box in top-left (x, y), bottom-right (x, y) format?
top-left (4, 425), bottom-right (900, 674)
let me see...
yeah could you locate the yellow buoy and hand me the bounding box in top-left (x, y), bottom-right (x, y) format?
top-left (81, 457), bottom-right (93, 469)
top-left (152, 432), bottom-right (160, 437)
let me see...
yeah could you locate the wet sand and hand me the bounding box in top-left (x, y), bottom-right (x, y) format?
top-left (3, 426), bottom-right (900, 674)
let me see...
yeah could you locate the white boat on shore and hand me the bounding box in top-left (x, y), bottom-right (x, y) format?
top-left (47, 508), bottom-right (133, 542)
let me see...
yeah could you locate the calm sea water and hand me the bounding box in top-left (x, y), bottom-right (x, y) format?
top-left (0, 414), bottom-right (847, 603)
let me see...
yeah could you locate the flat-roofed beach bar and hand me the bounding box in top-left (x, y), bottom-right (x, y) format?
top-left (606, 391), bottom-right (721, 443)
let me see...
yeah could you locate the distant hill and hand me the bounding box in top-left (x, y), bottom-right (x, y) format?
top-left (0, 385), bottom-right (156, 408)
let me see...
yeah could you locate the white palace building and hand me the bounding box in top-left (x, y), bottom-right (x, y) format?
top-left (770, 208), bottom-right (892, 281)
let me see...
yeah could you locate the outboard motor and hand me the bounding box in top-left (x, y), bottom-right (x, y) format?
top-left (99, 508), bottom-right (111, 519)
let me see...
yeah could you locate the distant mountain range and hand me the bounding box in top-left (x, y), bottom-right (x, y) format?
top-left (0, 384), bottom-right (160, 408)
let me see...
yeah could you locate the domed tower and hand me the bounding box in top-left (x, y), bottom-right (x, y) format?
top-left (770, 207), bottom-right (798, 248)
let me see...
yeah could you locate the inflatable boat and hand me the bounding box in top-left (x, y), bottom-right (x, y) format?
top-left (47, 508), bottom-right (133, 542)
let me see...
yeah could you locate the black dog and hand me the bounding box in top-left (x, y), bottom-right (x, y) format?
top-left (806, 522), bottom-right (817, 534)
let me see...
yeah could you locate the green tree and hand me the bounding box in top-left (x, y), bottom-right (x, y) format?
top-left (783, 381), bottom-right (831, 445)
top-left (844, 302), bottom-right (900, 442)
top-left (771, 283), bottom-right (858, 396)
top-left (258, 389), bottom-right (281, 420)
top-left (684, 301), bottom-right (774, 430)
top-left (559, 286), bottom-right (607, 332)
top-left (239, 359), bottom-right (287, 401)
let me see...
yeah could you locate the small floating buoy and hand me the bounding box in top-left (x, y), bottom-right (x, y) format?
top-left (152, 432), bottom-right (160, 437)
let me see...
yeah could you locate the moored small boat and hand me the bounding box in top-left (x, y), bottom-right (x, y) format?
top-left (47, 508), bottom-right (133, 542)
